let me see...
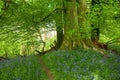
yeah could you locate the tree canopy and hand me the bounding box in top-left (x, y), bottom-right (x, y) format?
top-left (0, 0), bottom-right (120, 57)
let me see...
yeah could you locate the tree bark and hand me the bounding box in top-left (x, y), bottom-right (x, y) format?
top-left (56, 27), bottom-right (63, 49)
top-left (91, 0), bottom-right (101, 44)
top-left (61, 0), bottom-right (78, 49)
top-left (76, 0), bottom-right (93, 48)
top-left (60, 0), bottom-right (93, 49)
top-left (55, 9), bottom-right (64, 49)
top-left (91, 25), bottom-right (100, 43)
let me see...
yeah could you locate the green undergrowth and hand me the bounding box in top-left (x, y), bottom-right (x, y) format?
top-left (42, 49), bottom-right (120, 80)
top-left (109, 43), bottom-right (120, 55)
top-left (0, 55), bottom-right (48, 80)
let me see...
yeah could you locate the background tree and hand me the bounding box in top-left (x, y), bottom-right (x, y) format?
top-left (0, 0), bottom-right (120, 57)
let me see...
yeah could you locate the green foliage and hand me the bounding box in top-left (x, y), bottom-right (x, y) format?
top-left (0, 0), bottom-right (54, 38)
top-left (0, 0), bottom-right (57, 56)
top-left (109, 43), bottom-right (120, 54)
top-left (0, 0), bottom-right (120, 52)
top-left (0, 0), bottom-right (120, 79)
top-left (42, 49), bottom-right (120, 80)
top-left (0, 49), bottom-right (120, 79)
top-left (88, 0), bottom-right (120, 43)
top-left (0, 1), bottom-right (3, 12)
top-left (0, 41), bottom-right (19, 57)
top-left (0, 55), bottom-right (48, 80)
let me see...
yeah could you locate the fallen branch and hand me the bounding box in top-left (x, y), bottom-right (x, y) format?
top-left (93, 41), bottom-right (118, 57)
top-left (0, 56), bottom-right (8, 61)
top-left (35, 40), bottom-right (58, 55)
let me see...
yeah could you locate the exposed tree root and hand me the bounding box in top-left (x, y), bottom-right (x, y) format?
top-left (93, 42), bottom-right (118, 58)
top-left (0, 56), bottom-right (8, 61)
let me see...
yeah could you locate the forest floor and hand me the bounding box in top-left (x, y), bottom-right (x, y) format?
top-left (0, 48), bottom-right (120, 80)
top-left (41, 49), bottom-right (120, 80)
top-left (39, 57), bottom-right (55, 80)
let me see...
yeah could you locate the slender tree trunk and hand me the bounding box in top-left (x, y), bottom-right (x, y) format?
top-left (56, 27), bottom-right (63, 49)
top-left (53, 0), bottom-right (64, 49)
top-left (91, 0), bottom-right (101, 44)
top-left (91, 25), bottom-right (100, 43)
top-left (90, 0), bottom-right (109, 51)
top-left (55, 10), bottom-right (64, 49)
top-left (20, 44), bottom-right (27, 56)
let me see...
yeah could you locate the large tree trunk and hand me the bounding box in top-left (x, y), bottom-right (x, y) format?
top-left (90, 0), bottom-right (109, 51)
top-left (60, 0), bottom-right (93, 49)
top-left (76, 0), bottom-right (93, 48)
top-left (61, 0), bottom-right (78, 49)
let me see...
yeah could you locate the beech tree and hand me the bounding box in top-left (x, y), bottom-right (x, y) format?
top-left (0, 0), bottom-right (120, 56)
top-left (59, 0), bottom-right (93, 49)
